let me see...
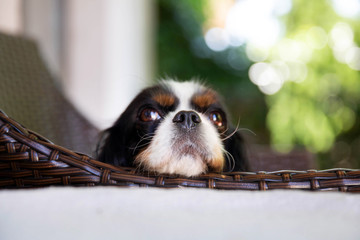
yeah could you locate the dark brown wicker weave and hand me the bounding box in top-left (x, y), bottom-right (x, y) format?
top-left (1, 110), bottom-right (360, 192)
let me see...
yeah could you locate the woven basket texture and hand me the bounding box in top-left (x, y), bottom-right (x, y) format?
top-left (1, 111), bottom-right (360, 192)
top-left (0, 33), bottom-right (99, 155)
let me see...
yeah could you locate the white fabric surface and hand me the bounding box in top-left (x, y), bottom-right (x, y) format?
top-left (1, 187), bottom-right (359, 240)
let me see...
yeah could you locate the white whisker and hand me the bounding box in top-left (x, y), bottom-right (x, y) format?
top-left (222, 148), bottom-right (235, 173)
top-left (221, 117), bottom-right (256, 141)
top-left (237, 128), bottom-right (257, 136)
top-left (131, 133), bottom-right (155, 153)
top-left (129, 142), bottom-right (151, 151)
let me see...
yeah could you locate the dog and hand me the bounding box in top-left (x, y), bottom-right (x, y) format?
top-left (97, 80), bottom-right (249, 177)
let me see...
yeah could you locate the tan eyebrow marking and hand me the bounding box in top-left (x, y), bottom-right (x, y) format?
top-left (192, 90), bottom-right (218, 108)
top-left (153, 93), bottom-right (176, 107)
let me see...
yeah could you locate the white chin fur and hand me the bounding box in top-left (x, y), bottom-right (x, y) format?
top-left (135, 111), bottom-right (225, 177)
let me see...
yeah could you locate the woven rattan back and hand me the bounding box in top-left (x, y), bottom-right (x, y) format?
top-left (1, 110), bottom-right (359, 191)
top-left (0, 33), bottom-right (98, 155)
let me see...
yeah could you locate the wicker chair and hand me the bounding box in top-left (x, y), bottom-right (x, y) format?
top-left (0, 33), bottom-right (99, 156)
top-left (1, 110), bottom-right (359, 191)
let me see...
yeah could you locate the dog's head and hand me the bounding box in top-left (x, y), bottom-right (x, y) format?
top-left (97, 80), bottom-right (248, 177)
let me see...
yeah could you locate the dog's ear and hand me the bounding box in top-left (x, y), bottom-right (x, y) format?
top-left (96, 113), bottom-right (134, 167)
top-left (96, 86), bottom-right (159, 166)
top-left (223, 128), bottom-right (250, 172)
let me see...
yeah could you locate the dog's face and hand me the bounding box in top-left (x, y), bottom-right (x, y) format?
top-left (98, 80), bottom-right (248, 177)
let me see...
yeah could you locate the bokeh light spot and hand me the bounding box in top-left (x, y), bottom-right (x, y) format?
top-left (204, 27), bottom-right (230, 52)
top-left (246, 44), bottom-right (269, 62)
top-left (249, 62), bottom-right (284, 95)
top-left (345, 46), bottom-right (360, 70)
top-left (306, 26), bottom-right (328, 50)
top-left (331, 0), bottom-right (360, 18)
top-left (329, 22), bottom-right (354, 54)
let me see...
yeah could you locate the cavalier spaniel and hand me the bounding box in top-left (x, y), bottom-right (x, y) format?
top-left (97, 80), bottom-right (248, 177)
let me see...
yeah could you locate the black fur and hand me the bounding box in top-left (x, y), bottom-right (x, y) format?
top-left (97, 83), bottom-right (249, 173)
top-left (97, 85), bottom-right (175, 166)
top-left (223, 128), bottom-right (249, 172)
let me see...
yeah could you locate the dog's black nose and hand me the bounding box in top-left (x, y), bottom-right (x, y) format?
top-left (173, 111), bottom-right (201, 129)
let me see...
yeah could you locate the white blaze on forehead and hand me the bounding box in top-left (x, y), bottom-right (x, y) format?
top-left (161, 80), bottom-right (206, 111)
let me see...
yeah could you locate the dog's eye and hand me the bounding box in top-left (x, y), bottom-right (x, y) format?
top-left (139, 108), bottom-right (162, 122)
top-left (208, 111), bottom-right (224, 127)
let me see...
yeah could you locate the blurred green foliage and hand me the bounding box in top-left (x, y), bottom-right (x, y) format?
top-left (156, 0), bottom-right (360, 169)
top-left (267, 0), bottom-right (360, 168)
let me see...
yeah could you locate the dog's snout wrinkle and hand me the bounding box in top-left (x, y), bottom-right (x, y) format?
top-left (172, 110), bottom-right (201, 130)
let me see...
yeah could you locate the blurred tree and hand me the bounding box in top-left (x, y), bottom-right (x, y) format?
top-left (156, 0), bottom-right (360, 169)
top-left (266, 0), bottom-right (360, 168)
